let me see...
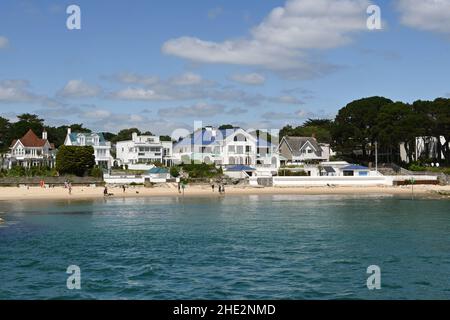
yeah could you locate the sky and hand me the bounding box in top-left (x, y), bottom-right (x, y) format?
top-left (0, 0), bottom-right (450, 137)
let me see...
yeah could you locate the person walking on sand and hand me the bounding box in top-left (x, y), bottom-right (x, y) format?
top-left (178, 182), bottom-right (181, 194)
top-left (218, 184), bottom-right (222, 194)
top-left (104, 186), bottom-right (108, 196)
top-left (211, 184), bottom-right (215, 192)
top-left (68, 183), bottom-right (72, 195)
top-left (221, 184), bottom-right (225, 194)
top-left (122, 185), bottom-right (126, 193)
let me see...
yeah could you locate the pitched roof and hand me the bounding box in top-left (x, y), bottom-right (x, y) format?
top-left (68, 132), bottom-right (108, 146)
top-left (174, 127), bottom-right (266, 148)
top-left (282, 136), bottom-right (323, 157)
top-left (12, 129), bottom-right (50, 148)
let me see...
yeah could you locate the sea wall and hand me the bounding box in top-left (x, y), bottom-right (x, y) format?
top-left (0, 176), bottom-right (103, 186)
top-left (250, 176), bottom-right (395, 187)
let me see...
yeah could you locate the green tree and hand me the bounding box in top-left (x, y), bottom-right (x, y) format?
top-left (332, 96), bottom-right (393, 160)
top-left (111, 128), bottom-right (141, 144)
top-left (0, 116), bottom-right (11, 151)
top-left (279, 119), bottom-right (333, 143)
top-left (56, 146), bottom-right (96, 176)
top-left (374, 102), bottom-right (425, 163)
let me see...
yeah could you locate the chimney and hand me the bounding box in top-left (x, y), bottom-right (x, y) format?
top-left (42, 129), bottom-right (47, 140)
top-left (67, 127), bottom-right (72, 135)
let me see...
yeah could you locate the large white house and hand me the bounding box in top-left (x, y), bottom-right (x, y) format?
top-left (5, 129), bottom-right (55, 169)
top-left (172, 126), bottom-right (279, 167)
top-left (116, 132), bottom-right (174, 170)
top-left (278, 136), bottom-right (332, 165)
top-left (64, 128), bottom-right (113, 169)
top-left (400, 136), bottom-right (448, 163)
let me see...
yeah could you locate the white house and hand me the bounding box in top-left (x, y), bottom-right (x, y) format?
top-left (115, 132), bottom-right (173, 170)
top-left (64, 128), bottom-right (112, 169)
top-left (172, 126), bottom-right (279, 168)
top-left (6, 129), bottom-right (55, 169)
top-left (278, 136), bottom-right (331, 165)
top-left (400, 136), bottom-right (448, 163)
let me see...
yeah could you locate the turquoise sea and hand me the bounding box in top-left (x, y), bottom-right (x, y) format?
top-left (0, 195), bottom-right (449, 300)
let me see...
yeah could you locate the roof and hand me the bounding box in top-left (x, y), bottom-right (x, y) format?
top-left (281, 136), bottom-right (323, 157)
top-left (148, 167), bottom-right (169, 174)
top-left (342, 165), bottom-right (369, 171)
top-left (226, 165), bottom-right (256, 172)
top-left (174, 127), bottom-right (269, 149)
top-left (11, 129), bottom-right (50, 148)
top-left (69, 132), bottom-right (108, 146)
top-left (323, 166), bottom-right (336, 173)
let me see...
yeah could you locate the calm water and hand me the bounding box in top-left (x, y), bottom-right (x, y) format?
top-left (0, 195), bottom-right (449, 300)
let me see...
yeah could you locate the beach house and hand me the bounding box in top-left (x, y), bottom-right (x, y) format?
top-left (6, 129), bottom-right (55, 169)
top-left (64, 128), bottom-right (112, 169)
top-left (278, 136), bottom-right (332, 165)
top-left (115, 132), bottom-right (174, 170)
top-left (172, 126), bottom-right (279, 168)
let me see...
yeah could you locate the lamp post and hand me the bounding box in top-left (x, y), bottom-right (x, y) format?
top-left (375, 141), bottom-right (378, 172)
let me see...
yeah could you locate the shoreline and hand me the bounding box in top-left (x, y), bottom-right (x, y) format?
top-left (0, 184), bottom-right (449, 201)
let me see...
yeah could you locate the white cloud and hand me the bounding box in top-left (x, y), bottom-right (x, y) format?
top-left (58, 80), bottom-right (102, 98)
top-left (397, 0), bottom-right (450, 34)
top-left (82, 109), bottom-right (112, 119)
top-left (230, 73), bottom-right (266, 85)
top-left (110, 87), bottom-right (172, 101)
top-left (104, 72), bottom-right (159, 86)
top-left (162, 0), bottom-right (370, 76)
top-left (169, 72), bottom-right (204, 86)
top-left (0, 79), bottom-right (38, 103)
top-left (158, 103), bottom-right (226, 118)
top-left (0, 36), bottom-right (9, 49)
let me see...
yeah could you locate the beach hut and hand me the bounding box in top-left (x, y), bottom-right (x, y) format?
top-left (341, 165), bottom-right (370, 176)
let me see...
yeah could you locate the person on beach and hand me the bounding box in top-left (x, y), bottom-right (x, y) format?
top-left (68, 183), bottom-right (72, 195)
top-left (221, 184), bottom-right (225, 194)
top-left (218, 185), bottom-right (222, 194)
top-left (178, 182), bottom-right (181, 194)
top-left (122, 185), bottom-right (126, 193)
top-left (104, 186), bottom-right (108, 196)
top-left (211, 184), bottom-right (215, 192)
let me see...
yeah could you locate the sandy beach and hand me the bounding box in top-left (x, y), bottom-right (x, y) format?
top-left (0, 184), bottom-right (449, 201)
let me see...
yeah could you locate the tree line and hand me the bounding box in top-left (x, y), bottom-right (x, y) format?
top-left (0, 114), bottom-right (172, 153)
top-left (280, 96), bottom-right (450, 166)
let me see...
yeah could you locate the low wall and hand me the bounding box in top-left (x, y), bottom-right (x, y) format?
top-left (104, 174), bottom-right (145, 184)
top-left (0, 176), bottom-right (103, 186)
top-left (271, 176), bottom-right (394, 187)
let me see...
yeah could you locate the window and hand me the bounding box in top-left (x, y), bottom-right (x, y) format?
top-left (246, 146), bottom-right (251, 153)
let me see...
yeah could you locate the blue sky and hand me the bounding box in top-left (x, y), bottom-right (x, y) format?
top-left (1, 0), bottom-right (450, 136)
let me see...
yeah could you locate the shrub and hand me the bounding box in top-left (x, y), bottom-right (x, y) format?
top-left (170, 166), bottom-right (180, 178)
top-left (89, 167), bottom-right (104, 178)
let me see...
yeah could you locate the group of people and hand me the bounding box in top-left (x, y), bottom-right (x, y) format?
top-left (211, 183), bottom-right (226, 194)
